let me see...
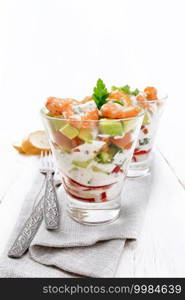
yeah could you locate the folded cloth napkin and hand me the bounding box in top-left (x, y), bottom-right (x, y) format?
top-left (0, 170), bottom-right (152, 278)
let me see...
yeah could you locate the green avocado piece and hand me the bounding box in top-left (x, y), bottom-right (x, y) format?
top-left (122, 119), bottom-right (136, 133)
top-left (59, 123), bottom-right (79, 139)
top-left (91, 165), bottom-right (109, 175)
top-left (99, 119), bottom-right (123, 136)
top-left (96, 151), bottom-right (112, 163)
top-left (78, 128), bottom-right (93, 143)
top-left (109, 142), bottom-right (121, 154)
top-left (142, 112), bottom-right (150, 126)
top-left (72, 159), bottom-right (92, 168)
top-left (69, 167), bottom-right (79, 172)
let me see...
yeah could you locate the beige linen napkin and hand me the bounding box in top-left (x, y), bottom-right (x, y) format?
top-left (0, 171), bottom-right (152, 278)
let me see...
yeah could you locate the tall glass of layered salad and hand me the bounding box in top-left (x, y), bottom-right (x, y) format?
top-left (109, 85), bottom-right (167, 177)
top-left (129, 87), bottom-right (167, 177)
top-left (41, 79), bottom-right (144, 224)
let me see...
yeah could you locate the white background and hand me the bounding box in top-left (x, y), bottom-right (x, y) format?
top-left (0, 0), bottom-right (185, 184)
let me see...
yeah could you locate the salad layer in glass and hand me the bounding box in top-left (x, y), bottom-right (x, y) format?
top-left (104, 85), bottom-right (166, 175)
top-left (41, 79), bottom-right (144, 206)
top-left (130, 87), bottom-right (166, 175)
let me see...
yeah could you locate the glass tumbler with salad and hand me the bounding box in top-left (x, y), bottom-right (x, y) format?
top-left (41, 79), bottom-right (144, 224)
top-left (108, 85), bottom-right (167, 177)
top-left (128, 87), bottom-right (167, 177)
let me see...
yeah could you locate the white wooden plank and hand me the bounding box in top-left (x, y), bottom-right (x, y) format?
top-left (116, 151), bottom-right (185, 277)
top-left (0, 150), bottom-right (184, 277)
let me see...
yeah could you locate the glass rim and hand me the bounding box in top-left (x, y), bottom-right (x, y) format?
top-left (40, 107), bottom-right (145, 122)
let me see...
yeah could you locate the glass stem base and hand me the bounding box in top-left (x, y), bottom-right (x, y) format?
top-left (127, 152), bottom-right (154, 178)
top-left (67, 196), bottom-right (121, 225)
top-left (127, 165), bottom-right (150, 178)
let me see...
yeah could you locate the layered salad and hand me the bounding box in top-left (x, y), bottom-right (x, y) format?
top-left (106, 85), bottom-right (165, 163)
top-left (132, 87), bottom-right (165, 163)
top-left (42, 79), bottom-right (144, 203)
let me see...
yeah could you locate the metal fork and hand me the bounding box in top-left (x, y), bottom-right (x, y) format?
top-left (8, 155), bottom-right (60, 258)
top-left (40, 151), bottom-right (59, 230)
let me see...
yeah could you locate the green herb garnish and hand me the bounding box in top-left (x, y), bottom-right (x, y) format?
top-left (93, 79), bottom-right (109, 109)
top-left (111, 85), bottom-right (139, 96)
top-left (139, 138), bottom-right (150, 146)
top-left (112, 100), bottom-right (124, 106)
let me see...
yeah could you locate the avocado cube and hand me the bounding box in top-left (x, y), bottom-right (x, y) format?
top-left (122, 120), bottom-right (136, 133)
top-left (142, 111), bottom-right (150, 126)
top-left (108, 143), bottom-right (121, 155)
top-left (59, 123), bottom-right (79, 139)
top-left (99, 119), bottom-right (123, 136)
top-left (72, 159), bottom-right (92, 168)
top-left (96, 151), bottom-right (111, 163)
top-left (78, 128), bottom-right (93, 143)
top-left (91, 165), bottom-right (109, 175)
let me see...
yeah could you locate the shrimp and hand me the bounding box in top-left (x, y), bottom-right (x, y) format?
top-left (108, 90), bottom-right (132, 106)
top-left (144, 87), bottom-right (158, 100)
top-left (46, 97), bottom-right (77, 115)
top-left (136, 95), bottom-right (150, 109)
top-left (63, 103), bottom-right (99, 129)
top-left (101, 102), bottom-right (141, 119)
top-left (81, 110), bottom-right (99, 128)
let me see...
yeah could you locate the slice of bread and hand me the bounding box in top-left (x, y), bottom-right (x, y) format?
top-left (12, 140), bottom-right (25, 154)
top-left (13, 131), bottom-right (51, 155)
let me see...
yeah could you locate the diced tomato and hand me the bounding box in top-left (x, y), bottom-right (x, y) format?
top-left (64, 187), bottom-right (95, 202)
top-left (111, 131), bottom-right (132, 150)
top-left (112, 165), bottom-right (123, 173)
top-left (134, 149), bottom-right (151, 155)
top-left (132, 156), bottom-right (137, 162)
top-left (143, 128), bottom-right (148, 134)
top-left (66, 176), bottom-right (116, 189)
top-left (101, 192), bottom-right (107, 202)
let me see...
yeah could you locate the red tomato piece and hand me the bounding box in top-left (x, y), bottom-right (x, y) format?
top-left (112, 165), bottom-right (123, 173)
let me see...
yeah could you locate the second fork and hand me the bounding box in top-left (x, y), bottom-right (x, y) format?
top-left (40, 151), bottom-right (59, 230)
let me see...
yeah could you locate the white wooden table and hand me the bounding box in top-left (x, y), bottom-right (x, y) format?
top-left (0, 140), bottom-right (184, 277)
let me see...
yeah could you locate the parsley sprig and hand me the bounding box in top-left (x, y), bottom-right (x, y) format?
top-left (111, 85), bottom-right (139, 96)
top-left (92, 79), bottom-right (109, 109)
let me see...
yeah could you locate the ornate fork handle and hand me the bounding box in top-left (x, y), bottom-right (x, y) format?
top-left (8, 197), bottom-right (44, 258)
top-left (44, 171), bottom-right (59, 230)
